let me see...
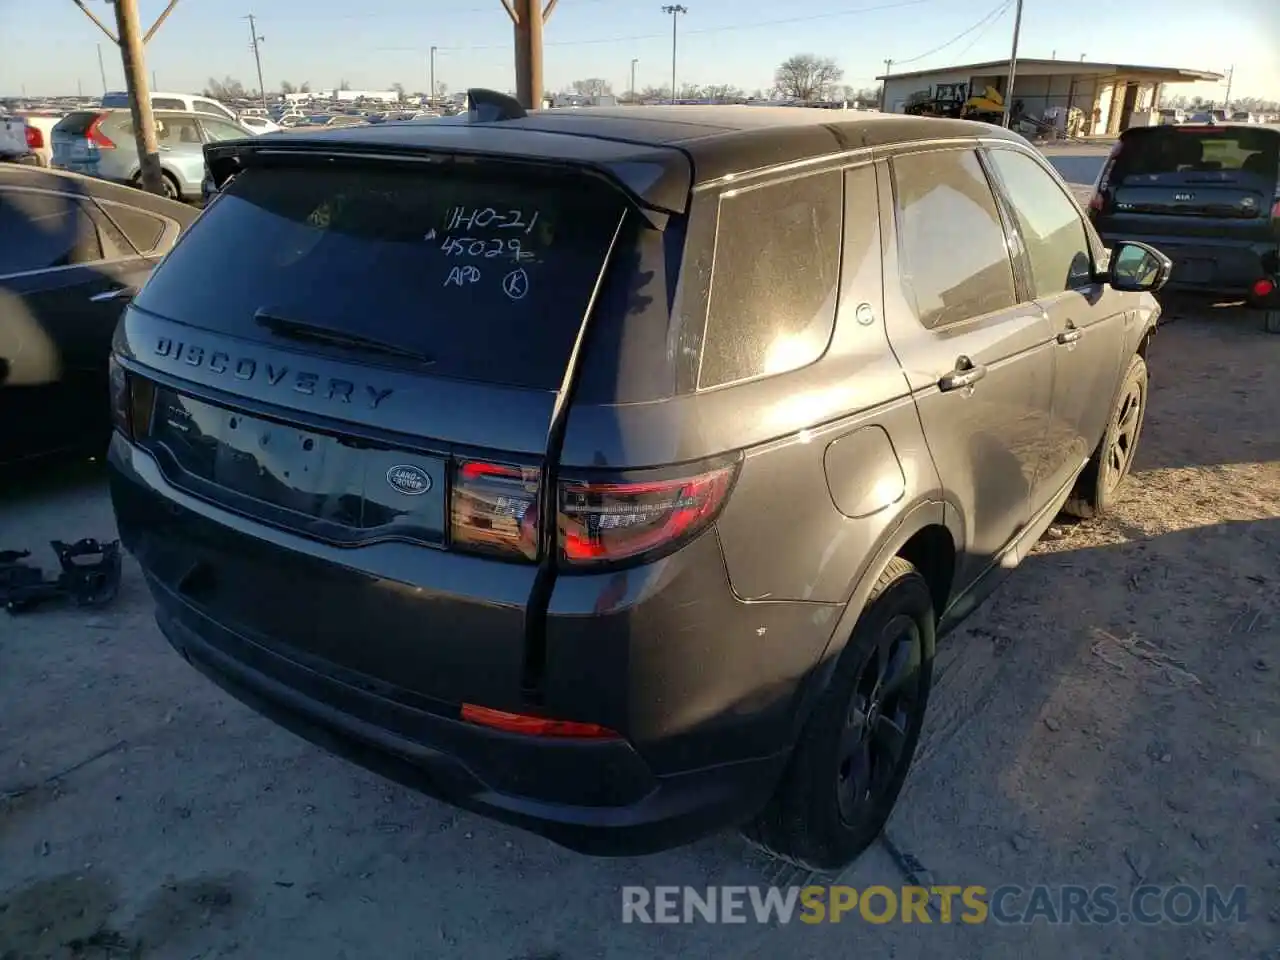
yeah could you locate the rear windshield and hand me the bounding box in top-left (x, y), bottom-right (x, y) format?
top-left (53, 111), bottom-right (102, 136)
top-left (1114, 128), bottom-right (1279, 181)
top-left (133, 161), bottom-right (627, 389)
top-left (101, 93), bottom-right (130, 108)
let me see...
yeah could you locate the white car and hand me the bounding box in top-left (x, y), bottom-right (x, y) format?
top-left (238, 115), bottom-right (282, 135)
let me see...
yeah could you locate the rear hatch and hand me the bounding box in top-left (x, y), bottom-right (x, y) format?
top-left (51, 110), bottom-right (107, 171)
top-left (118, 149), bottom-right (681, 710)
top-left (1095, 125), bottom-right (1280, 244)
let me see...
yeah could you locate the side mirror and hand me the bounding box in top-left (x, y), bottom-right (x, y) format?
top-left (1105, 241), bottom-right (1173, 293)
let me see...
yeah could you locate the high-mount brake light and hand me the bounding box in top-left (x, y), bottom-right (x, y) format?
top-left (557, 462), bottom-right (739, 567)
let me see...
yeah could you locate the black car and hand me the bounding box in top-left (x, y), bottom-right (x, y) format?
top-left (108, 94), bottom-right (1166, 868)
top-left (1088, 122), bottom-right (1280, 331)
top-left (0, 165), bottom-right (196, 465)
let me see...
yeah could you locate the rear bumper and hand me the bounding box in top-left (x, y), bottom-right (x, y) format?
top-left (1099, 232), bottom-right (1279, 299)
top-left (108, 433), bottom-right (825, 855)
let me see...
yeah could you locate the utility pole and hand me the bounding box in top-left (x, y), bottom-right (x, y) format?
top-left (1001, 0), bottom-right (1025, 127)
top-left (1223, 64), bottom-right (1235, 108)
top-left (881, 59), bottom-right (892, 111)
top-left (430, 45), bottom-right (437, 104)
top-left (151, 69), bottom-right (157, 90)
top-left (662, 5), bottom-right (686, 104)
top-left (630, 58), bottom-right (639, 103)
top-left (246, 14), bottom-right (267, 111)
top-left (503, 0), bottom-right (559, 111)
top-left (73, 0), bottom-right (184, 196)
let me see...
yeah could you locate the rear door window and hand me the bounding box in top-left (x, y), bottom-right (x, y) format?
top-left (699, 170), bottom-right (841, 388)
top-left (53, 111), bottom-right (103, 137)
top-left (0, 189), bottom-right (103, 275)
top-left (133, 162), bottom-right (627, 389)
top-left (194, 100), bottom-right (235, 120)
top-left (985, 148), bottom-right (1094, 296)
top-left (891, 149), bottom-right (1018, 329)
top-left (97, 200), bottom-right (168, 253)
top-left (152, 97), bottom-right (187, 111)
top-left (199, 118), bottom-right (249, 142)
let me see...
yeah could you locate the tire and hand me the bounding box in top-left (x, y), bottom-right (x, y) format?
top-left (1263, 309), bottom-right (1280, 335)
top-left (1063, 353), bottom-right (1148, 520)
top-left (132, 170), bottom-right (180, 201)
top-left (743, 557), bottom-right (936, 870)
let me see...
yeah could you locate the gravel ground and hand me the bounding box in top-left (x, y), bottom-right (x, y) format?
top-left (2, 305), bottom-right (1278, 954)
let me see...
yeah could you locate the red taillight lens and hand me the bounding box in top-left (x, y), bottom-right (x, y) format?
top-left (1253, 277), bottom-right (1276, 298)
top-left (86, 115), bottom-right (115, 149)
top-left (557, 462), bottom-right (738, 566)
top-left (460, 703), bottom-right (620, 739)
top-left (451, 460), bottom-right (541, 560)
top-left (25, 125), bottom-right (42, 150)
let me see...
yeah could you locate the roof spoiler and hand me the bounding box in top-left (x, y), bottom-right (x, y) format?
top-left (466, 88), bottom-right (527, 123)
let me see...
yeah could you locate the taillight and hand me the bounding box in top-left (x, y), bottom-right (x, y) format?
top-left (460, 703), bottom-right (620, 739)
top-left (25, 124), bottom-right (42, 150)
top-left (1253, 277), bottom-right (1276, 298)
top-left (86, 115), bottom-right (115, 149)
top-left (451, 460), bottom-right (541, 560)
top-left (557, 462), bottom-right (739, 567)
top-left (1090, 140), bottom-right (1123, 218)
top-left (108, 356), bottom-right (153, 440)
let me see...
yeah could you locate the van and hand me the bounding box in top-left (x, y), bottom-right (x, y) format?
top-left (101, 91), bottom-right (238, 124)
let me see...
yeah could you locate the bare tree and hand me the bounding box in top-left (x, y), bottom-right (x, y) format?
top-left (571, 78), bottom-right (614, 98)
top-left (434, 80), bottom-right (448, 99)
top-left (281, 80), bottom-right (297, 95)
top-left (676, 83), bottom-right (704, 100)
top-left (774, 54), bottom-right (843, 101)
top-left (639, 85), bottom-right (670, 102)
top-left (204, 76), bottom-right (246, 99)
top-left (300, 81), bottom-right (311, 93)
top-left (392, 82), bottom-right (405, 101)
top-left (702, 83), bottom-right (744, 102)
top-left (339, 79), bottom-right (351, 91)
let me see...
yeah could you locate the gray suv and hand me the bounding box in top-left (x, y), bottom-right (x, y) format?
top-left (107, 96), bottom-right (1169, 869)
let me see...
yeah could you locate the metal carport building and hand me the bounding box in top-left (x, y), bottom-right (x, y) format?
top-left (877, 58), bottom-right (1223, 135)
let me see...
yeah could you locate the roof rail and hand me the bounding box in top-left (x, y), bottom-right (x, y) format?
top-left (466, 88), bottom-right (527, 123)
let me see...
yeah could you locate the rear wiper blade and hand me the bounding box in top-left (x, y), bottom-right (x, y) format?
top-left (253, 309), bottom-right (435, 364)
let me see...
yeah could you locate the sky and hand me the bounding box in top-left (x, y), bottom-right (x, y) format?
top-left (1, 0), bottom-right (1277, 103)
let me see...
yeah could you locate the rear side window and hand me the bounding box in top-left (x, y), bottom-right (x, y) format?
top-left (194, 100), bottom-right (234, 119)
top-left (133, 163), bottom-right (627, 389)
top-left (699, 171), bottom-right (841, 388)
top-left (985, 149), bottom-right (1093, 297)
top-left (1114, 128), bottom-right (1280, 181)
top-left (200, 118), bottom-right (249, 142)
top-left (53, 111), bottom-right (103, 137)
top-left (98, 201), bottom-right (167, 253)
top-left (891, 149), bottom-right (1017, 329)
top-left (0, 190), bottom-right (102, 274)
top-left (153, 97), bottom-right (187, 111)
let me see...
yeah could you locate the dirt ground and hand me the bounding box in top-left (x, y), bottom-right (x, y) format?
top-left (2, 298), bottom-right (1278, 960)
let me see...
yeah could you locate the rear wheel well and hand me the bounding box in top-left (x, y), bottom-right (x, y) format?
top-left (896, 525), bottom-right (955, 622)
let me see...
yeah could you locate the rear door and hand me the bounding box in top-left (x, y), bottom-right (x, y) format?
top-left (880, 146), bottom-right (1055, 593)
top-left (0, 185), bottom-right (151, 462)
top-left (1099, 126), bottom-right (1279, 252)
top-left (50, 111), bottom-right (103, 173)
top-left (983, 144), bottom-right (1126, 503)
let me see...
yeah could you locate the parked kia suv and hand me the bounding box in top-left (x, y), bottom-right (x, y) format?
top-left (108, 94), bottom-right (1168, 868)
top-left (1088, 122), bottom-right (1280, 332)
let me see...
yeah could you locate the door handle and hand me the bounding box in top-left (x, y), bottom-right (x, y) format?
top-left (89, 286), bottom-right (135, 303)
top-left (1057, 325), bottom-right (1082, 344)
top-left (938, 358), bottom-right (988, 392)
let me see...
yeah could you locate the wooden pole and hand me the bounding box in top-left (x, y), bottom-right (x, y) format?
top-left (112, 0), bottom-right (165, 196)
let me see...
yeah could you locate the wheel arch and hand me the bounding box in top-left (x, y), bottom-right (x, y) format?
top-left (785, 498), bottom-right (959, 740)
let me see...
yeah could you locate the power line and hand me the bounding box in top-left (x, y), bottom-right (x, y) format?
top-left (950, 0), bottom-right (1012, 62)
top-left (892, 0), bottom-right (1011, 68)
